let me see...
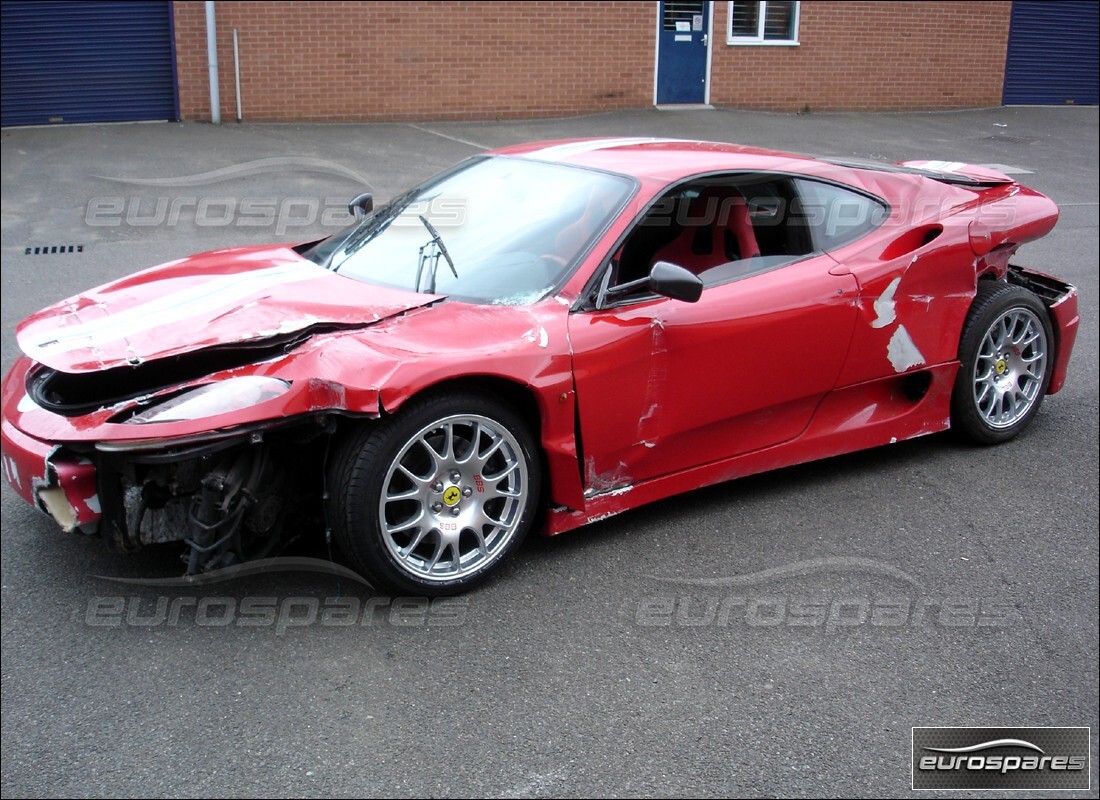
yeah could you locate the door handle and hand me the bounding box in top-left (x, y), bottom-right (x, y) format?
top-left (701, 33), bottom-right (708, 46)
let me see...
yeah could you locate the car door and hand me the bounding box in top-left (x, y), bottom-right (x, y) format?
top-left (568, 174), bottom-right (860, 493)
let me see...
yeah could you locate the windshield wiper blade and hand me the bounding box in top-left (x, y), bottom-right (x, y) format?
top-left (418, 215), bottom-right (458, 279)
top-left (332, 187), bottom-right (421, 268)
top-left (338, 204), bottom-right (400, 259)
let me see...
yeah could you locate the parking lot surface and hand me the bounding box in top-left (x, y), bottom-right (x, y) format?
top-left (1, 106), bottom-right (1097, 798)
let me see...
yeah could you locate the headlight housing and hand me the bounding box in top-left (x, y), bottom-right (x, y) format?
top-left (126, 377), bottom-right (290, 424)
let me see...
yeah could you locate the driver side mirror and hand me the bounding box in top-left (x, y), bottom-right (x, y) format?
top-left (648, 261), bottom-right (703, 303)
top-left (348, 191), bottom-right (374, 220)
top-left (600, 260), bottom-right (703, 308)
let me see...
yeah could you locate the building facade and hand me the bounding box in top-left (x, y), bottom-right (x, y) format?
top-left (1, 1), bottom-right (1097, 126)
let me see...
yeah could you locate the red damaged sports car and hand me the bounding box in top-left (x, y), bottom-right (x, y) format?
top-left (1, 138), bottom-right (1079, 594)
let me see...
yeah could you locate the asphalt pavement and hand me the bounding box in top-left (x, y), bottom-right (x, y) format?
top-left (1, 106), bottom-right (1097, 798)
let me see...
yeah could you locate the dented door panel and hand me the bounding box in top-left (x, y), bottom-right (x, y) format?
top-left (569, 255), bottom-right (859, 491)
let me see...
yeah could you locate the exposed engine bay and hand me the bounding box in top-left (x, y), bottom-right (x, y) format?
top-left (93, 418), bottom-right (333, 574)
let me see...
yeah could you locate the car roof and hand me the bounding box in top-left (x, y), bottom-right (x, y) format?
top-left (490, 137), bottom-right (840, 182)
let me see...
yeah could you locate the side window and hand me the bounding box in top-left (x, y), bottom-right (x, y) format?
top-left (606, 174), bottom-right (815, 296)
top-left (795, 179), bottom-right (887, 252)
top-left (727, 1), bottom-right (800, 45)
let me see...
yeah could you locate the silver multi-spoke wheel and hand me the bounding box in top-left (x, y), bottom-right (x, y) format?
top-left (379, 414), bottom-right (529, 583)
top-left (329, 394), bottom-right (539, 594)
top-left (972, 307), bottom-right (1048, 429)
top-left (952, 282), bottom-right (1053, 445)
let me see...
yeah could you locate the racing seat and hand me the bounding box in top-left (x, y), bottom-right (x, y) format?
top-left (649, 188), bottom-right (761, 275)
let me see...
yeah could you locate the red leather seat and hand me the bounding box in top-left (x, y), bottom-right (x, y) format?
top-left (650, 188), bottom-right (760, 274)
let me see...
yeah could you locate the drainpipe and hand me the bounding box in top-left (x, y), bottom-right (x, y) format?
top-left (233, 29), bottom-right (243, 123)
top-left (205, 1), bottom-right (221, 124)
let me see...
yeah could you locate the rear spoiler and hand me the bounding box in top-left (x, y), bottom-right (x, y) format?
top-left (896, 160), bottom-right (1015, 188)
top-left (821, 157), bottom-right (1016, 188)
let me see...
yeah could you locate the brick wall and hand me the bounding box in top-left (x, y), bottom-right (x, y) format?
top-left (173, 1), bottom-right (1012, 122)
top-left (173, 0), bottom-right (656, 122)
top-left (709, 1), bottom-right (1012, 111)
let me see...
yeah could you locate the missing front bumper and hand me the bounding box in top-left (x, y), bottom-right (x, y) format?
top-left (1, 418), bottom-right (100, 532)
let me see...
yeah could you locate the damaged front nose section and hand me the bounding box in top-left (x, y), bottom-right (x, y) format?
top-left (34, 450), bottom-right (101, 534)
top-left (90, 417), bottom-right (336, 575)
top-left (181, 446), bottom-right (277, 575)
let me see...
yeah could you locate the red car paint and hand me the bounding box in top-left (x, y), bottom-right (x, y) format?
top-left (1, 417), bottom-right (100, 530)
top-left (0, 139), bottom-right (1078, 541)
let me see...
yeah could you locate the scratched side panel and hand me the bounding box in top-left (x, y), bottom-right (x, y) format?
top-left (549, 177), bottom-right (1063, 534)
top-left (545, 363), bottom-right (960, 535)
top-left (833, 217), bottom-right (976, 386)
top-left (832, 182), bottom-right (1060, 389)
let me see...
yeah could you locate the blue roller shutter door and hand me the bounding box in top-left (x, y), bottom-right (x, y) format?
top-left (1, 0), bottom-right (178, 126)
top-left (1003, 0), bottom-right (1099, 105)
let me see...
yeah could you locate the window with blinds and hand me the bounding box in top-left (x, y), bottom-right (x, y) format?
top-left (727, 1), bottom-right (800, 45)
top-left (662, 2), bottom-right (705, 31)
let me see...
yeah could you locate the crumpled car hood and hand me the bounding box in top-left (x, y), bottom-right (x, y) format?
top-left (16, 244), bottom-right (439, 373)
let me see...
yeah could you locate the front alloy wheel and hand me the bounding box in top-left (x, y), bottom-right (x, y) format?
top-left (329, 393), bottom-right (540, 595)
top-left (379, 413), bottom-right (528, 583)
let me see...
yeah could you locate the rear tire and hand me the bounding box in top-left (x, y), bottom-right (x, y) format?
top-left (951, 281), bottom-right (1054, 445)
top-left (327, 392), bottom-right (541, 596)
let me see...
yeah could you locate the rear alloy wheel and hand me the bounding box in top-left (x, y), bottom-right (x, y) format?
top-left (329, 393), bottom-right (540, 595)
top-left (951, 281), bottom-right (1054, 445)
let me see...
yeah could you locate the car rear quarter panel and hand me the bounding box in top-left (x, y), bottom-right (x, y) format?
top-left (826, 178), bottom-right (1059, 388)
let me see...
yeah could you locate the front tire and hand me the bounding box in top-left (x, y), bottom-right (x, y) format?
top-left (328, 392), bottom-right (541, 595)
top-left (951, 281), bottom-right (1054, 445)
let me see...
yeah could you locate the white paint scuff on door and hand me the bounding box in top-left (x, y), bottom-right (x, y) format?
top-left (871, 277), bottom-right (901, 329)
top-left (887, 325), bottom-right (925, 372)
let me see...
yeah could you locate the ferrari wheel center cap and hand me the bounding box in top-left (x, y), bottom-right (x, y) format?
top-left (442, 486), bottom-right (462, 507)
top-left (995, 358), bottom-right (1007, 375)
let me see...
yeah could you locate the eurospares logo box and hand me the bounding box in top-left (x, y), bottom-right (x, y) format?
top-left (912, 727), bottom-right (1090, 790)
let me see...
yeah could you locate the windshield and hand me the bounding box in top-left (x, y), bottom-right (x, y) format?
top-left (306, 156), bottom-right (635, 305)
